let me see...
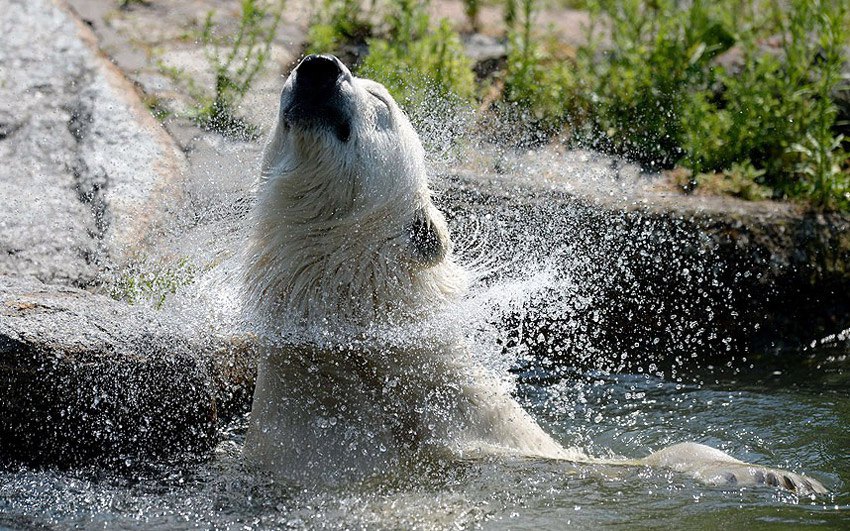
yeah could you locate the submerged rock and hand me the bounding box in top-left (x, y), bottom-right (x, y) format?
top-left (0, 276), bottom-right (255, 468)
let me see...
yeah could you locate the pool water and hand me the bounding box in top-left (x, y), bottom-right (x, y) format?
top-left (1, 342), bottom-right (847, 530)
top-left (2, 135), bottom-right (847, 528)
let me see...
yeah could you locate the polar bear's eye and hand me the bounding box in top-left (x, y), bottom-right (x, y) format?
top-left (367, 91), bottom-right (393, 131)
top-left (367, 90), bottom-right (390, 110)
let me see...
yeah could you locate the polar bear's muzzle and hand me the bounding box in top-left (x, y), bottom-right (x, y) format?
top-left (283, 54), bottom-right (353, 142)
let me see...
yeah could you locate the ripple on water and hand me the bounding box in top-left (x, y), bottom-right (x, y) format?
top-left (2, 363), bottom-right (848, 530)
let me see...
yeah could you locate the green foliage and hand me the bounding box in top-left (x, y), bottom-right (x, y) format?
top-left (567, 0), bottom-right (735, 169)
top-left (359, 20), bottom-right (476, 108)
top-left (301, 0), bottom-right (850, 210)
top-left (308, 1), bottom-right (476, 110)
top-left (306, 0), bottom-right (372, 54)
top-left (464, 0), bottom-right (481, 32)
top-left (504, 0), bottom-right (850, 208)
top-left (110, 257), bottom-right (199, 310)
top-left (504, 0), bottom-right (518, 29)
top-left (141, 93), bottom-right (172, 122)
top-left (502, 0), bottom-right (578, 139)
top-left (696, 161), bottom-right (773, 201)
top-left (678, 0), bottom-right (850, 208)
top-left (196, 0), bottom-right (284, 139)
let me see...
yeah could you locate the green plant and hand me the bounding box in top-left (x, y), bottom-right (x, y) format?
top-left (780, 0), bottom-right (850, 208)
top-left (196, 0), bottom-right (284, 139)
top-left (679, 0), bottom-right (850, 208)
top-left (502, 0), bottom-right (849, 208)
top-left (464, 0), bottom-right (481, 32)
top-left (696, 161), bottom-right (773, 201)
top-left (504, 0), bottom-right (518, 29)
top-left (141, 93), bottom-right (172, 122)
top-left (110, 257), bottom-right (199, 310)
top-left (306, 0), bottom-right (373, 55)
top-left (573, 0), bottom-right (734, 169)
top-left (501, 0), bottom-right (579, 140)
top-left (355, 2), bottom-right (476, 107)
top-left (360, 22), bottom-right (476, 107)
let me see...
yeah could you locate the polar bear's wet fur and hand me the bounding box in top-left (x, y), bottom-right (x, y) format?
top-left (243, 54), bottom-right (826, 494)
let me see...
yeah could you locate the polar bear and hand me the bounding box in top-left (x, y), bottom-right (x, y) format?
top-left (242, 54), bottom-right (826, 494)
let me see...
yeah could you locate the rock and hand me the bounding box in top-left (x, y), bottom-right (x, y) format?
top-left (0, 0), bottom-right (259, 468)
top-left (463, 34), bottom-right (506, 78)
top-left (0, 0), bottom-right (186, 288)
top-left (440, 167), bottom-right (850, 368)
top-left (0, 276), bottom-right (255, 467)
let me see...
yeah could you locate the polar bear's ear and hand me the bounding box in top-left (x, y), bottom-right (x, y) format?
top-left (407, 206), bottom-right (451, 266)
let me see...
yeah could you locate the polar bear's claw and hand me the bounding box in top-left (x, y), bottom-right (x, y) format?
top-left (642, 442), bottom-right (827, 495)
top-left (708, 465), bottom-right (827, 495)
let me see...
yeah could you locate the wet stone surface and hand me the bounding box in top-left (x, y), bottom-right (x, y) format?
top-left (0, 276), bottom-right (254, 467)
top-left (0, 0), bottom-right (247, 467)
top-left (441, 169), bottom-right (850, 364)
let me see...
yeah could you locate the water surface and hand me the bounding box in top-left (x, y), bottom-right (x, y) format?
top-left (2, 343), bottom-right (847, 530)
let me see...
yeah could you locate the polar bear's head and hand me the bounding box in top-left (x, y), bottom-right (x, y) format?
top-left (260, 55), bottom-right (429, 217)
top-left (247, 55), bottom-right (467, 329)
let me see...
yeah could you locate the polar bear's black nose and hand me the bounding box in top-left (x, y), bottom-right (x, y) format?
top-left (295, 54), bottom-right (343, 92)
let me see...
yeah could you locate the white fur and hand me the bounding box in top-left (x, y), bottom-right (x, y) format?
top-left (242, 56), bottom-right (826, 494)
top-left (244, 64), bottom-right (464, 329)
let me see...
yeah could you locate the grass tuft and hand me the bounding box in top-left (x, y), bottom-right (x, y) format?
top-left (195, 0), bottom-right (285, 140)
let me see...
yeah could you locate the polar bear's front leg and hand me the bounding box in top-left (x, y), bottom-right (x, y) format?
top-left (642, 442), bottom-right (827, 495)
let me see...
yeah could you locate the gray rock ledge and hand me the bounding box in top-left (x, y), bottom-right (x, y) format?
top-left (0, 0), bottom-right (186, 288)
top-left (441, 170), bottom-right (850, 365)
top-left (0, 276), bottom-right (254, 467)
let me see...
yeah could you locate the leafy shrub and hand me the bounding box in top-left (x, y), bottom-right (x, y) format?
top-left (504, 0), bottom-right (850, 208)
top-left (565, 0), bottom-right (735, 169)
top-left (110, 257), bottom-right (199, 310)
top-left (306, 0), bottom-right (372, 55)
top-left (501, 0), bottom-right (584, 142)
top-left (695, 161), bottom-right (772, 201)
top-left (678, 0), bottom-right (850, 207)
top-left (464, 0), bottom-right (481, 32)
top-left (302, 0), bottom-right (850, 209)
top-left (308, 1), bottom-right (475, 110)
top-left (196, 0), bottom-right (284, 139)
top-left (359, 20), bottom-right (476, 108)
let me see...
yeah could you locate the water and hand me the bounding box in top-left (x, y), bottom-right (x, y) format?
top-left (5, 165), bottom-right (850, 528)
top-left (1, 346), bottom-right (847, 529)
top-left (4, 249), bottom-right (850, 530)
top-left (4, 232), bottom-right (850, 529)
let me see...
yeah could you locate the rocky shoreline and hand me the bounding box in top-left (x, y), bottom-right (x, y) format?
top-left (0, 277), bottom-right (254, 467)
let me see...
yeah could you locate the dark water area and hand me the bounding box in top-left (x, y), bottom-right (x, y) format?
top-left (1, 341), bottom-right (847, 530)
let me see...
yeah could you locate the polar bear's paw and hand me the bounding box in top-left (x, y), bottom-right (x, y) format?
top-left (642, 442), bottom-right (827, 495)
top-left (696, 462), bottom-right (828, 495)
